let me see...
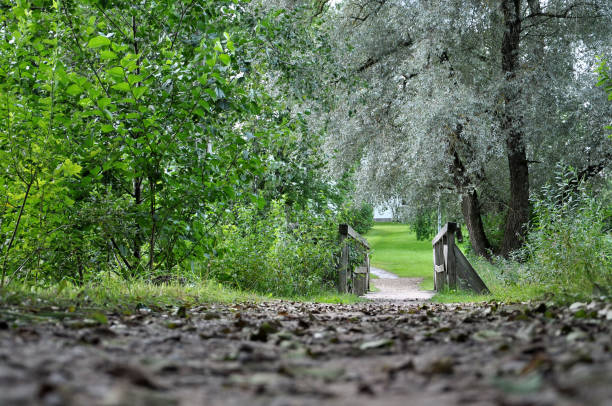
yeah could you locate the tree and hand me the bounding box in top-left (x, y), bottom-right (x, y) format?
top-left (0, 0), bottom-right (297, 284)
top-left (291, 0), bottom-right (612, 257)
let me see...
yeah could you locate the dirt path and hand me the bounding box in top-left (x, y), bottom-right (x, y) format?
top-left (2, 300), bottom-right (611, 405)
top-left (366, 267), bottom-right (434, 301)
top-left (369, 267), bottom-right (399, 279)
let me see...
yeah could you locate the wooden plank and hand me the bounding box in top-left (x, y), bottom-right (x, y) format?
top-left (453, 245), bottom-right (490, 294)
top-left (337, 233), bottom-right (349, 294)
top-left (433, 242), bottom-right (445, 291)
top-left (447, 228), bottom-right (457, 289)
top-left (354, 266), bottom-right (368, 274)
top-left (365, 253), bottom-right (370, 293)
top-left (353, 272), bottom-right (367, 296)
top-left (347, 225), bottom-right (370, 249)
top-left (432, 222), bottom-right (458, 246)
top-left (339, 224), bottom-right (370, 249)
top-left (338, 223), bottom-right (370, 294)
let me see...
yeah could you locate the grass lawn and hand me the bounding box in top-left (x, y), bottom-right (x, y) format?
top-left (363, 223), bottom-right (552, 303)
top-left (364, 223), bottom-right (434, 289)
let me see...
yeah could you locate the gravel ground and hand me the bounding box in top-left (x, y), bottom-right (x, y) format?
top-left (366, 266), bottom-right (434, 301)
top-left (369, 267), bottom-right (399, 279)
top-left (1, 299), bottom-right (611, 406)
top-left (365, 278), bottom-right (435, 301)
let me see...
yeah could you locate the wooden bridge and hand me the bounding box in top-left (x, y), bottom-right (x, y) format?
top-left (432, 222), bottom-right (489, 293)
top-left (335, 221), bottom-right (488, 296)
top-left (337, 224), bottom-right (370, 296)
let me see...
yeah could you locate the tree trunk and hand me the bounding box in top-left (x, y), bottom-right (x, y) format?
top-left (461, 190), bottom-right (492, 258)
top-left (499, 0), bottom-right (530, 257)
top-left (450, 149), bottom-right (492, 258)
top-left (499, 139), bottom-right (530, 256)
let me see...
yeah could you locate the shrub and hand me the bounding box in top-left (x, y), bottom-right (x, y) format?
top-left (339, 202), bottom-right (374, 235)
top-left (517, 172), bottom-right (612, 298)
top-left (408, 209), bottom-right (437, 241)
top-left (209, 200), bottom-right (338, 297)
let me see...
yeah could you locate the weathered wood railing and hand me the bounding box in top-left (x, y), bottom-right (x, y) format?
top-left (338, 224), bottom-right (370, 295)
top-left (432, 222), bottom-right (489, 293)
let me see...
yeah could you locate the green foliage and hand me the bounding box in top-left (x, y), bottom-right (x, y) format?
top-left (407, 209), bottom-right (437, 241)
top-left (596, 57), bottom-right (612, 138)
top-left (0, 0), bottom-right (349, 295)
top-left (208, 200), bottom-right (338, 297)
top-left (516, 170), bottom-right (612, 299)
top-left (339, 202), bottom-right (374, 235)
top-left (438, 168), bottom-right (612, 303)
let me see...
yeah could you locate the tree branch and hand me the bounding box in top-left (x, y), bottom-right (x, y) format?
top-left (356, 38), bottom-right (413, 73)
top-left (523, 2), bottom-right (604, 21)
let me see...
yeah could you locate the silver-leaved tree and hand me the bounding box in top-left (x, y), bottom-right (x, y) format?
top-left (270, 0), bottom-right (612, 257)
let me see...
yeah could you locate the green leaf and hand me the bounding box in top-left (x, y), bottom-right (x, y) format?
top-left (219, 54), bottom-right (231, 66)
top-left (61, 159), bottom-right (82, 177)
top-left (106, 67), bottom-right (124, 79)
top-left (66, 84), bottom-right (83, 97)
top-left (133, 86), bottom-right (147, 99)
top-left (97, 97), bottom-right (112, 109)
top-left (127, 74), bottom-right (143, 85)
top-left (112, 82), bottom-right (131, 92)
top-left (87, 35), bottom-right (111, 48)
top-left (89, 312), bottom-right (108, 325)
top-left (100, 50), bottom-right (117, 60)
top-left (214, 40), bottom-right (223, 52)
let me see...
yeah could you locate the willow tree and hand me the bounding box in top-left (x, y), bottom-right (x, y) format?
top-left (304, 0), bottom-right (612, 257)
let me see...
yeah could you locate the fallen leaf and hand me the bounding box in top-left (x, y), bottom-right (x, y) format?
top-left (359, 338), bottom-right (394, 350)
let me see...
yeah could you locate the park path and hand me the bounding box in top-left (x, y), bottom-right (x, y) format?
top-left (2, 299), bottom-right (611, 405)
top-left (366, 267), bottom-right (435, 301)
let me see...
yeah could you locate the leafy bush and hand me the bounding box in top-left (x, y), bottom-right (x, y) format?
top-left (407, 209), bottom-right (437, 241)
top-left (209, 200), bottom-right (338, 297)
top-left (339, 202), bottom-right (374, 235)
top-left (517, 171), bottom-right (612, 298)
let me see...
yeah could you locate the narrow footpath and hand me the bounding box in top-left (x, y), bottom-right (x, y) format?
top-left (365, 267), bottom-right (435, 301)
top-left (2, 299), bottom-right (611, 405)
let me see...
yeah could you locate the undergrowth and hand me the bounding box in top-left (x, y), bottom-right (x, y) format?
top-left (434, 172), bottom-right (611, 304)
top-left (0, 277), bottom-right (362, 316)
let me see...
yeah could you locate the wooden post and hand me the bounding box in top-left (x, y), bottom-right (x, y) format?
top-left (337, 224), bottom-right (370, 295)
top-left (432, 222), bottom-right (489, 293)
top-left (446, 225), bottom-right (457, 290)
top-left (365, 252), bottom-right (370, 292)
top-left (338, 224), bottom-right (349, 294)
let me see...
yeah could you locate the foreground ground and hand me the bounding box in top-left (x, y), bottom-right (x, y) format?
top-left (1, 299), bottom-right (611, 405)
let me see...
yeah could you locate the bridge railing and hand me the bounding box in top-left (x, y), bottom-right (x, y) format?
top-left (337, 224), bottom-right (370, 295)
top-left (433, 222), bottom-right (489, 293)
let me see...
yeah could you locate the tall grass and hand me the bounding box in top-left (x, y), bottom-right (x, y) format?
top-left (435, 173), bottom-right (612, 303)
top-left (516, 180), bottom-right (612, 299)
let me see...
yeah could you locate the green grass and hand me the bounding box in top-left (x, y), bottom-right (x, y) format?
top-left (431, 285), bottom-right (546, 303)
top-left (0, 277), bottom-right (362, 317)
top-left (365, 223), bottom-right (434, 289)
top-left (430, 256), bottom-right (547, 303)
top-left (364, 223), bottom-right (548, 303)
